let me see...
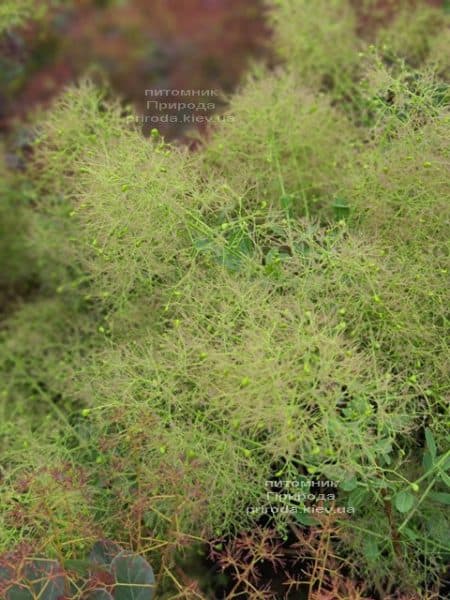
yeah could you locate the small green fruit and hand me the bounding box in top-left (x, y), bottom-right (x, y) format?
top-left (240, 377), bottom-right (251, 388)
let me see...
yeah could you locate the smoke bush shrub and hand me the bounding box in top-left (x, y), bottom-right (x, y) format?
top-left (426, 26), bottom-right (450, 79)
top-left (30, 82), bottom-right (206, 310)
top-left (376, 3), bottom-right (449, 67)
top-left (269, 0), bottom-right (361, 93)
top-left (201, 68), bottom-right (359, 219)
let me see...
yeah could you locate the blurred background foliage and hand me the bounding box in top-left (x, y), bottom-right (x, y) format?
top-left (0, 0), bottom-right (269, 139)
top-left (1, 1), bottom-right (446, 139)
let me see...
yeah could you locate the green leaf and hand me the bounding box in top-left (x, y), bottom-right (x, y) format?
top-left (422, 450), bottom-right (433, 473)
top-left (112, 551), bottom-right (155, 600)
top-left (331, 197), bottom-right (350, 220)
top-left (363, 536), bottom-right (379, 563)
top-left (375, 438), bottom-right (393, 456)
top-left (6, 560), bottom-right (66, 600)
top-left (347, 487), bottom-right (369, 509)
top-left (426, 511), bottom-right (450, 545)
top-left (220, 248), bottom-right (242, 272)
top-left (340, 476), bottom-right (358, 492)
top-left (233, 233), bottom-right (253, 258)
top-left (5, 584), bottom-right (33, 600)
top-left (394, 490), bottom-right (415, 513)
top-left (429, 492), bottom-right (450, 505)
top-left (424, 428), bottom-right (437, 461)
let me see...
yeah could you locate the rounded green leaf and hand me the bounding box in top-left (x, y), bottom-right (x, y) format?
top-left (6, 559), bottom-right (66, 600)
top-left (5, 584), bottom-right (34, 600)
top-left (340, 476), bottom-right (358, 492)
top-left (111, 551), bottom-right (155, 600)
top-left (394, 490), bottom-right (415, 513)
top-left (363, 536), bottom-right (379, 563)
